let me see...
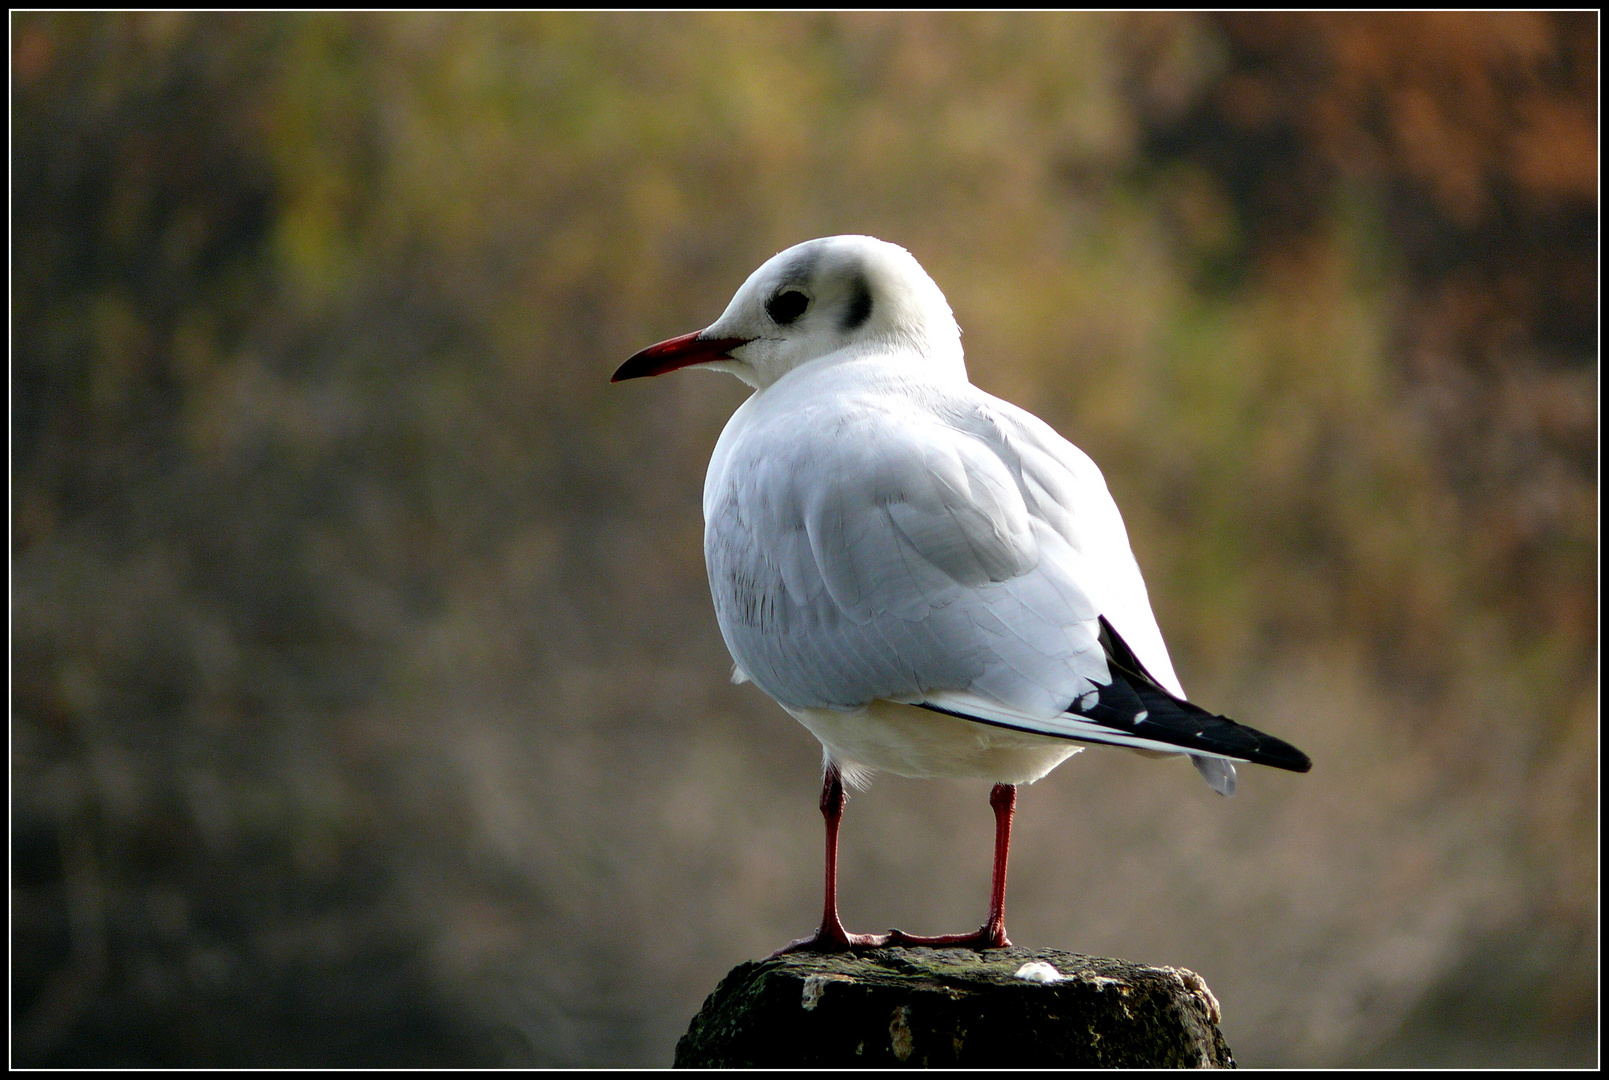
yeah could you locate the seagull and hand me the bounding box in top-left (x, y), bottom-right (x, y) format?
top-left (613, 235), bottom-right (1311, 954)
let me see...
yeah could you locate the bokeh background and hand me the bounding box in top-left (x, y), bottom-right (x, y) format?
top-left (11, 12), bottom-right (1597, 1067)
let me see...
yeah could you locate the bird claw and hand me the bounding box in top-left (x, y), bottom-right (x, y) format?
top-left (770, 922), bottom-right (1008, 958)
top-left (769, 926), bottom-right (891, 958)
top-left (880, 923), bottom-right (1011, 950)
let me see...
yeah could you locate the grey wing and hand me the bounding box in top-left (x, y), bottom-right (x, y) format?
top-left (963, 397), bottom-right (1188, 699)
top-left (945, 396), bottom-right (1248, 790)
top-left (705, 401), bottom-right (1111, 719)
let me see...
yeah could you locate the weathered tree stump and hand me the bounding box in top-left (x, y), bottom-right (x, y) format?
top-left (675, 946), bottom-right (1234, 1068)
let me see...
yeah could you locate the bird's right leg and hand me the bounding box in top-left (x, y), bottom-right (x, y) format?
top-left (771, 763), bottom-right (887, 955)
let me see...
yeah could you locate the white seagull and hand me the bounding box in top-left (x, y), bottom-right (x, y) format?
top-left (613, 235), bottom-right (1310, 953)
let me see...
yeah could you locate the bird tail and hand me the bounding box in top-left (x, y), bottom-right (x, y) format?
top-left (1191, 754), bottom-right (1237, 797)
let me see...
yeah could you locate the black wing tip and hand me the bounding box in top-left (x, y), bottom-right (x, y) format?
top-left (1085, 666), bottom-right (1313, 774)
top-left (1090, 621), bottom-right (1314, 775)
top-left (1187, 728), bottom-right (1312, 774)
top-left (1190, 719), bottom-right (1312, 774)
top-left (1256, 743), bottom-right (1313, 774)
top-left (1224, 714), bottom-right (1312, 773)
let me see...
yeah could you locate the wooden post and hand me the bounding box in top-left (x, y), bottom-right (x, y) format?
top-left (675, 946), bottom-right (1235, 1068)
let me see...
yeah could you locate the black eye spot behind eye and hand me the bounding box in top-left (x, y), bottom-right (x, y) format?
top-left (841, 273), bottom-right (873, 331)
top-left (766, 289), bottom-right (809, 325)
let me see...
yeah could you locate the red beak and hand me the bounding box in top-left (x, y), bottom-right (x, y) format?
top-left (611, 331), bottom-right (753, 383)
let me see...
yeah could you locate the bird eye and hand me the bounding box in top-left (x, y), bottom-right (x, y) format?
top-left (766, 289), bottom-right (810, 325)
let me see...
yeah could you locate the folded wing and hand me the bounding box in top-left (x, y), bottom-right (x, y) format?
top-left (707, 384), bottom-right (1111, 720)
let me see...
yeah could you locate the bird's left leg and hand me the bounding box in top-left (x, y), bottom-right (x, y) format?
top-left (882, 782), bottom-right (1016, 950)
top-left (771, 764), bottom-right (889, 955)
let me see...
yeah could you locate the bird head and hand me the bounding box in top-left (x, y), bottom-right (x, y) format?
top-left (612, 235), bottom-right (965, 389)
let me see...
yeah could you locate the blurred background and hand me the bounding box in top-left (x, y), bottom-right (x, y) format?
top-left (11, 12), bottom-right (1596, 1067)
